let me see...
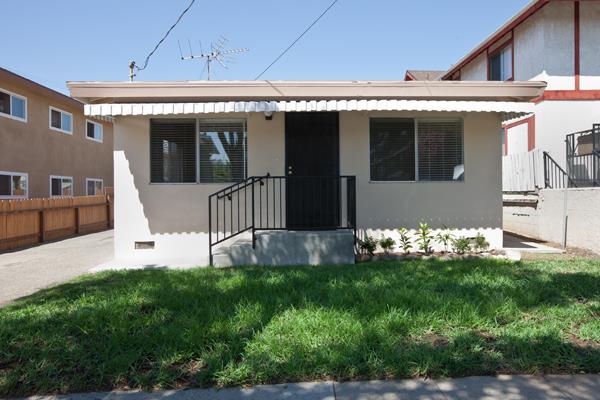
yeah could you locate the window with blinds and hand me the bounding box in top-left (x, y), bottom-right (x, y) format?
top-left (150, 119), bottom-right (197, 183)
top-left (198, 119), bottom-right (247, 183)
top-left (418, 119), bottom-right (464, 181)
top-left (370, 119), bottom-right (416, 181)
top-left (370, 118), bottom-right (464, 182)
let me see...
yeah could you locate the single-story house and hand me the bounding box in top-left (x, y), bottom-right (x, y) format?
top-left (68, 80), bottom-right (544, 266)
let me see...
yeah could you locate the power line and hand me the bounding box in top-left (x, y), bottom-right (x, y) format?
top-left (253, 0), bottom-right (341, 80)
top-left (129, 0), bottom-right (196, 80)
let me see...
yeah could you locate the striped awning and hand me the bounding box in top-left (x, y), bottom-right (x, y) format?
top-left (84, 99), bottom-right (535, 118)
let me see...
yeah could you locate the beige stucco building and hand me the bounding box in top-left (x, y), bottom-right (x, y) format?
top-left (69, 80), bottom-right (544, 266)
top-left (0, 67), bottom-right (113, 199)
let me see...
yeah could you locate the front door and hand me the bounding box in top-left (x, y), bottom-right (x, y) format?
top-left (285, 112), bottom-right (340, 229)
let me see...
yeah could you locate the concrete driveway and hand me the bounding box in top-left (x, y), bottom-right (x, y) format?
top-left (0, 230), bottom-right (113, 307)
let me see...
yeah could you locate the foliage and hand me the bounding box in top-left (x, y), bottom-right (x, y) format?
top-left (436, 226), bottom-right (454, 253)
top-left (397, 228), bottom-right (413, 254)
top-left (379, 236), bottom-right (396, 254)
top-left (417, 222), bottom-right (434, 254)
top-left (1, 259), bottom-right (600, 397)
top-left (452, 236), bottom-right (471, 254)
top-left (473, 233), bottom-right (490, 253)
top-left (359, 235), bottom-right (378, 256)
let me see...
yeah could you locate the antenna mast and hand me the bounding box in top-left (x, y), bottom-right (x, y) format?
top-left (179, 36), bottom-right (249, 80)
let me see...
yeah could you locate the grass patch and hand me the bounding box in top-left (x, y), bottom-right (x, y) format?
top-left (1, 259), bottom-right (599, 396)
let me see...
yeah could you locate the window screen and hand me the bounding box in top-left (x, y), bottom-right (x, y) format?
top-left (50, 177), bottom-right (73, 197)
top-left (489, 45), bottom-right (512, 81)
top-left (198, 120), bottom-right (247, 183)
top-left (418, 120), bottom-right (464, 181)
top-left (150, 119), bottom-right (197, 183)
top-left (87, 121), bottom-right (103, 141)
top-left (370, 118), bottom-right (415, 181)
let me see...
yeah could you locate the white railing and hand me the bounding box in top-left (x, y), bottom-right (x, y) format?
top-left (502, 149), bottom-right (544, 192)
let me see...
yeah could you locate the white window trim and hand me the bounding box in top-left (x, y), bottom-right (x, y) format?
top-left (85, 178), bottom-right (104, 195)
top-left (0, 170), bottom-right (28, 199)
top-left (85, 119), bottom-right (103, 143)
top-left (0, 87), bottom-right (28, 123)
top-left (49, 106), bottom-right (73, 135)
top-left (49, 175), bottom-right (74, 197)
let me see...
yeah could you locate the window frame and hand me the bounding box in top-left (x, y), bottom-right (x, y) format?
top-left (85, 178), bottom-right (104, 195)
top-left (85, 119), bottom-right (104, 143)
top-left (0, 88), bottom-right (28, 122)
top-left (369, 117), bottom-right (465, 183)
top-left (0, 171), bottom-right (28, 199)
top-left (149, 118), bottom-right (248, 185)
top-left (487, 40), bottom-right (514, 82)
top-left (49, 106), bottom-right (73, 135)
top-left (49, 175), bottom-right (74, 197)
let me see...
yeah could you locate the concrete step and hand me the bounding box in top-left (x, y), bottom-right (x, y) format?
top-left (213, 230), bottom-right (355, 267)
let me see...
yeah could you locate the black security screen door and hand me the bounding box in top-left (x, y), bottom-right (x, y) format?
top-left (285, 112), bottom-right (340, 229)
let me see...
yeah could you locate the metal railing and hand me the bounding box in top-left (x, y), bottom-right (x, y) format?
top-left (208, 175), bottom-right (357, 265)
top-left (543, 151), bottom-right (576, 189)
top-left (565, 125), bottom-right (600, 187)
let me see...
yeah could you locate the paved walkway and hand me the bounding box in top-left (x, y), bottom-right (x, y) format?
top-left (26, 375), bottom-right (600, 399)
top-left (0, 230), bottom-right (114, 307)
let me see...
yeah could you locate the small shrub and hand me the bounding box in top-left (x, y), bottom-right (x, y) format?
top-left (359, 235), bottom-right (378, 256)
top-left (417, 222), bottom-right (434, 254)
top-left (452, 236), bottom-right (471, 254)
top-left (473, 233), bottom-right (490, 253)
top-left (379, 236), bottom-right (396, 254)
top-left (397, 228), bottom-right (413, 254)
top-left (436, 226), bottom-right (454, 253)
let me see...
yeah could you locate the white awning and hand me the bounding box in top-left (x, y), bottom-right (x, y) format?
top-left (84, 99), bottom-right (535, 118)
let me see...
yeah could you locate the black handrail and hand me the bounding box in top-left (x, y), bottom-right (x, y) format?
top-left (208, 175), bottom-right (357, 265)
top-left (543, 151), bottom-right (577, 189)
top-left (565, 124), bottom-right (600, 187)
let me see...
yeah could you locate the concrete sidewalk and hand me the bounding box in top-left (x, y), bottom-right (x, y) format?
top-left (27, 374), bottom-right (600, 400)
top-left (0, 230), bottom-right (114, 307)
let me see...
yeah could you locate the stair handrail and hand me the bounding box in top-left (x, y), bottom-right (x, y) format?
top-left (543, 151), bottom-right (577, 189)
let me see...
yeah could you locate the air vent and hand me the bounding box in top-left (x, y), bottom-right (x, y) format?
top-left (135, 241), bottom-right (155, 250)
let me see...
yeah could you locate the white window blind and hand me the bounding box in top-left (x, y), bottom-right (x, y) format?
top-left (150, 119), bottom-right (197, 183)
top-left (417, 120), bottom-right (464, 181)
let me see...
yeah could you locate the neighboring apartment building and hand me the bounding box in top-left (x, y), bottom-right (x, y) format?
top-left (0, 67), bottom-right (113, 199)
top-left (407, 0), bottom-right (600, 170)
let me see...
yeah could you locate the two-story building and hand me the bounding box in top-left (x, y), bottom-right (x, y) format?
top-left (408, 0), bottom-right (600, 174)
top-left (0, 67), bottom-right (113, 199)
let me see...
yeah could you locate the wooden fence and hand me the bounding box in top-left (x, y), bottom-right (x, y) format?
top-left (0, 195), bottom-right (113, 252)
top-left (503, 149), bottom-right (545, 192)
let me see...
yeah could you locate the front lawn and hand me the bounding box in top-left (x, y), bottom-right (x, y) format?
top-left (1, 259), bottom-right (599, 396)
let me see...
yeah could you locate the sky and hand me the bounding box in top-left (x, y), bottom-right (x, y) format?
top-left (1, 0), bottom-right (530, 94)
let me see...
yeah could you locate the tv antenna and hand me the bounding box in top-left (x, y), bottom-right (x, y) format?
top-left (179, 36), bottom-right (249, 80)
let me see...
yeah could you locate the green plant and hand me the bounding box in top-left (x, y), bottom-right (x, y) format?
top-left (436, 226), bottom-right (454, 253)
top-left (452, 236), bottom-right (471, 254)
top-left (397, 228), bottom-right (413, 254)
top-left (417, 222), bottom-right (434, 254)
top-left (359, 235), bottom-right (378, 256)
top-left (379, 236), bottom-right (396, 254)
top-left (473, 233), bottom-right (490, 253)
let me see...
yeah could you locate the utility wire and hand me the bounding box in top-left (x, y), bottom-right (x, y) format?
top-left (133, 0), bottom-right (196, 72)
top-left (253, 0), bottom-right (341, 80)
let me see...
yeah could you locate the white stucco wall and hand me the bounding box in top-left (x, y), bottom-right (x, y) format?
top-left (460, 52), bottom-right (487, 81)
top-left (506, 123), bottom-right (529, 155)
top-left (534, 100), bottom-right (600, 167)
top-left (113, 111), bottom-right (504, 264)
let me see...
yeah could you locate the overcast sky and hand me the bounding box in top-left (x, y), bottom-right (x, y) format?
top-left (2, 0), bottom-right (529, 94)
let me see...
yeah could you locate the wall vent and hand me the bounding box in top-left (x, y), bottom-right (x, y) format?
top-left (135, 241), bottom-right (155, 250)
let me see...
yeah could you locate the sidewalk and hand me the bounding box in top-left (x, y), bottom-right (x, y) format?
top-left (26, 374), bottom-right (600, 400)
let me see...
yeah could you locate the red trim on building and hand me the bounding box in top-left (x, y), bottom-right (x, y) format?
top-left (533, 90), bottom-right (600, 103)
top-left (504, 127), bottom-right (509, 155)
top-left (442, 0), bottom-right (550, 80)
top-left (404, 71), bottom-right (416, 81)
top-left (486, 35), bottom-right (515, 81)
top-left (574, 1), bottom-right (580, 90)
top-left (503, 116), bottom-right (536, 155)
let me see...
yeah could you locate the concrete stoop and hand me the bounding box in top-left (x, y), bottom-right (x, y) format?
top-left (212, 230), bottom-right (356, 267)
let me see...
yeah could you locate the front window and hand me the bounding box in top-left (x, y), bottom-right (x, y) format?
top-left (86, 120), bottom-right (103, 142)
top-left (489, 44), bottom-right (513, 81)
top-left (0, 171), bottom-right (28, 199)
top-left (198, 120), bottom-right (247, 183)
top-left (50, 176), bottom-right (73, 197)
top-left (149, 118), bottom-right (247, 184)
top-left (49, 107), bottom-right (73, 134)
top-left (86, 178), bottom-right (103, 195)
top-left (0, 88), bottom-right (27, 121)
top-left (370, 118), bottom-right (464, 182)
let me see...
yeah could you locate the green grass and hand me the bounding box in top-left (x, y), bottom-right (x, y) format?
top-left (1, 259), bottom-right (599, 396)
